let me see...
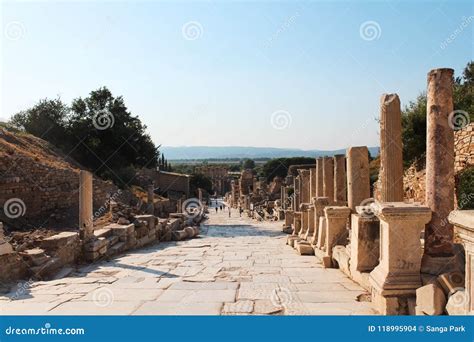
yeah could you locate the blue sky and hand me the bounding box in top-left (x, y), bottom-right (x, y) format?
top-left (1, 0), bottom-right (473, 150)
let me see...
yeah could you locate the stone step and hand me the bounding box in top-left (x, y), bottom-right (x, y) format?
top-left (93, 228), bottom-right (112, 238)
top-left (106, 235), bottom-right (119, 246)
top-left (19, 248), bottom-right (50, 266)
top-left (104, 223), bottom-right (135, 237)
top-left (30, 257), bottom-right (61, 278)
top-left (39, 232), bottom-right (79, 250)
top-left (108, 242), bottom-right (126, 255)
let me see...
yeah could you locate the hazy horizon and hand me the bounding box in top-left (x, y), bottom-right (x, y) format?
top-left (2, 0), bottom-right (472, 150)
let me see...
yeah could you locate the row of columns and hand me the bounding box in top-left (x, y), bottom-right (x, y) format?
top-left (283, 67), bottom-right (458, 315)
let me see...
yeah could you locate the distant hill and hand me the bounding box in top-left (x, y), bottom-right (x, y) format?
top-left (161, 146), bottom-right (380, 160)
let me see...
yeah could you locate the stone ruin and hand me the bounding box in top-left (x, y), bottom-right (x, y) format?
top-left (224, 169), bottom-right (285, 221)
top-left (276, 68), bottom-right (471, 315)
top-left (0, 169), bottom-right (205, 287)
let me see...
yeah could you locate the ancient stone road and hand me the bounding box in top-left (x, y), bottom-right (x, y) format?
top-left (0, 206), bottom-right (376, 315)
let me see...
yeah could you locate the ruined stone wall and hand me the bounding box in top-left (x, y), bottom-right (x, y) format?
top-left (401, 123), bottom-right (473, 204)
top-left (454, 123), bottom-right (474, 173)
top-left (136, 169), bottom-right (190, 197)
top-left (0, 128), bottom-right (118, 228)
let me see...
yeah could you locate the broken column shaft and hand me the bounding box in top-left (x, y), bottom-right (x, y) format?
top-left (379, 93), bottom-right (404, 202)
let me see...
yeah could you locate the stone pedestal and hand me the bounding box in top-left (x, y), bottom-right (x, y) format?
top-left (323, 157), bottom-right (335, 205)
top-left (320, 206), bottom-right (351, 267)
top-left (346, 146), bottom-right (371, 212)
top-left (79, 170), bottom-right (94, 241)
top-left (334, 154), bottom-right (347, 205)
top-left (304, 204), bottom-right (316, 241)
top-left (316, 157), bottom-right (324, 197)
top-left (299, 203), bottom-right (310, 238)
top-left (425, 68), bottom-right (455, 258)
top-left (379, 93), bottom-right (404, 202)
top-left (284, 210), bottom-right (294, 229)
top-left (287, 211), bottom-right (302, 247)
top-left (369, 203), bottom-right (432, 315)
top-left (310, 197), bottom-right (329, 245)
top-left (316, 216), bottom-right (327, 250)
top-left (350, 212), bottom-right (380, 273)
top-left (295, 205), bottom-right (316, 255)
top-left (448, 210), bottom-right (474, 315)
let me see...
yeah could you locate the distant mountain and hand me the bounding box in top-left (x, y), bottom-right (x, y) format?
top-left (161, 146), bottom-right (379, 160)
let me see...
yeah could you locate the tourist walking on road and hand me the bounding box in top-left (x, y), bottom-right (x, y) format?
top-left (228, 208), bottom-right (231, 218)
top-left (215, 206), bottom-right (218, 213)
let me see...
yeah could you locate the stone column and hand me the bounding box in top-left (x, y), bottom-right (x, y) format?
top-left (281, 187), bottom-right (287, 210)
top-left (323, 157), bottom-right (334, 204)
top-left (425, 68), bottom-right (455, 258)
top-left (147, 184), bottom-right (155, 215)
top-left (293, 176), bottom-right (300, 211)
top-left (333, 154), bottom-right (347, 205)
top-left (79, 170), bottom-right (93, 241)
top-left (379, 93), bottom-right (404, 202)
top-left (310, 168), bottom-right (317, 199)
top-left (316, 157), bottom-right (324, 197)
top-left (369, 203), bottom-right (432, 315)
top-left (301, 169), bottom-right (311, 204)
top-left (346, 146), bottom-right (371, 211)
top-left (319, 206), bottom-right (351, 267)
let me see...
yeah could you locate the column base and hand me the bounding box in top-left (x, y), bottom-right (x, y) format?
top-left (313, 247), bottom-right (332, 268)
top-left (369, 265), bottom-right (421, 315)
top-left (295, 241), bottom-right (314, 255)
top-left (286, 236), bottom-right (300, 247)
top-left (371, 286), bottom-right (414, 315)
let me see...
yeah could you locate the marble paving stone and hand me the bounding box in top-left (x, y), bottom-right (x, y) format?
top-left (0, 207), bottom-right (375, 316)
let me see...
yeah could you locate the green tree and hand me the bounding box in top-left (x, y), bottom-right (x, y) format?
top-left (243, 159), bottom-right (256, 169)
top-left (10, 98), bottom-right (70, 150)
top-left (400, 61), bottom-right (474, 168)
top-left (261, 157), bottom-right (314, 182)
top-left (190, 173), bottom-right (213, 195)
top-left (10, 87), bottom-right (159, 187)
top-left (401, 93), bottom-right (427, 168)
